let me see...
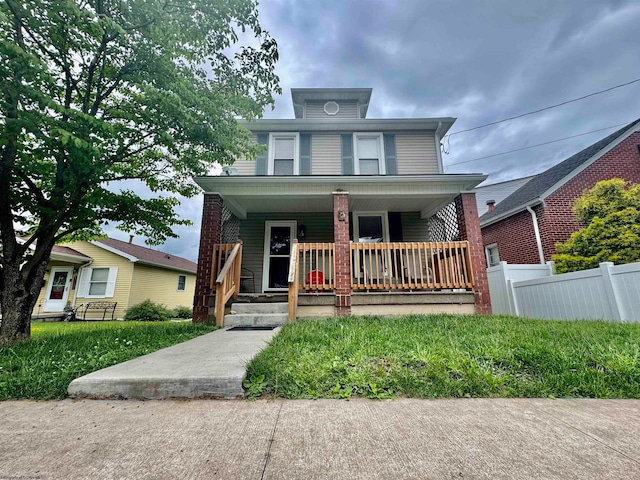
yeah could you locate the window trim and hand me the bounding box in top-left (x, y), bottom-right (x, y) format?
top-left (86, 267), bottom-right (109, 298)
top-left (352, 211), bottom-right (390, 243)
top-left (177, 274), bottom-right (187, 292)
top-left (485, 243), bottom-right (500, 268)
top-left (353, 132), bottom-right (385, 175)
top-left (268, 132), bottom-right (300, 176)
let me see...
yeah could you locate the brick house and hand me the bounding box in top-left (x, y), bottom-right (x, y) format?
top-left (192, 88), bottom-right (491, 325)
top-left (480, 119), bottom-right (640, 266)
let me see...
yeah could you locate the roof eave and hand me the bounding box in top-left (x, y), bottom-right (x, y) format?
top-left (480, 199), bottom-right (543, 228)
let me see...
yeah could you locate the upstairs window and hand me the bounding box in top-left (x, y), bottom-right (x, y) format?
top-left (268, 133), bottom-right (299, 175)
top-left (354, 133), bottom-right (385, 175)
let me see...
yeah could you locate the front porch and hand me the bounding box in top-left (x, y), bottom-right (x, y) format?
top-left (192, 175), bottom-right (491, 325)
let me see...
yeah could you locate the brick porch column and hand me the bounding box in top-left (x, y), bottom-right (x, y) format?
top-left (333, 191), bottom-right (351, 316)
top-left (455, 192), bottom-right (492, 315)
top-left (193, 194), bottom-right (223, 323)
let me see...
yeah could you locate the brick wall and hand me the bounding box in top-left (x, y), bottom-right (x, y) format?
top-left (481, 209), bottom-right (541, 265)
top-left (481, 131), bottom-right (640, 264)
top-left (538, 132), bottom-right (640, 260)
top-left (333, 192), bottom-right (351, 316)
top-left (455, 193), bottom-right (491, 314)
top-left (193, 194), bottom-right (223, 323)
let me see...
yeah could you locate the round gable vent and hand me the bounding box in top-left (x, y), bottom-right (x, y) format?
top-left (323, 101), bottom-right (340, 116)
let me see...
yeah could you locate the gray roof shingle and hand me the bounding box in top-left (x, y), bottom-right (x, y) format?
top-left (480, 119), bottom-right (640, 224)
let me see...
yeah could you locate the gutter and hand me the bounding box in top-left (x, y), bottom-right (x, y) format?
top-left (434, 121), bottom-right (445, 174)
top-left (526, 205), bottom-right (545, 264)
top-left (71, 259), bottom-right (93, 308)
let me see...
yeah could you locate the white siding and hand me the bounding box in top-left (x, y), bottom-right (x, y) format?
top-left (396, 132), bottom-right (438, 174)
top-left (311, 133), bottom-right (341, 175)
top-left (305, 101), bottom-right (359, 119)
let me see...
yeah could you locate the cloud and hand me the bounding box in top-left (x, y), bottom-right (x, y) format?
top-left (106, 0), bottom-right (640, 261)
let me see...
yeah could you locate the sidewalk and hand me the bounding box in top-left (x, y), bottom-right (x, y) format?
top-left (68, 327), bottom-right (279, 399)
top-left (1, 398), bottom-right (639, 479)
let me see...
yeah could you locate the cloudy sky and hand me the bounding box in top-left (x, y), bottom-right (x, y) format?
top-left (111, 0), bottom-right (640, 261)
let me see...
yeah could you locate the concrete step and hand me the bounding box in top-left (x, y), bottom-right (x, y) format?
top-left (224, 313), bottom-right (288, 327)
top-left (231, 302), bottom-right (288, 314)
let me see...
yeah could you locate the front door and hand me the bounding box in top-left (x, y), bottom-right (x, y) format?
top-left (43, 266), bottom-right (74, 312)
top-left (263, 221), bottom-right (297, 292)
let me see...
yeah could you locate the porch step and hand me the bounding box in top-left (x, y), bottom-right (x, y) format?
top-left (224, 302), bottom-right (289, 327)
top-left (232, 302), bottom-right (288, 314)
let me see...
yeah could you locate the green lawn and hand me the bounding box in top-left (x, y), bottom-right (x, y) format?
top-left (245, 315), bottom-right (640, 400)
top-left (0, 321), bottom-right (216, 400)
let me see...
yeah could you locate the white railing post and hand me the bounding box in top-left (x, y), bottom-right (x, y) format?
top-left (599, 262), bottom-right (624, 322)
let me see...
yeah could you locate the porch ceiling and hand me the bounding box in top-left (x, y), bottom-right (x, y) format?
top-left (194, 174), bottom-right (487, 219)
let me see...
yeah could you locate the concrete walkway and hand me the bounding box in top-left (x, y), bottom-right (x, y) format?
top-left (68, 327), bottom-right (279, 399)
top-left (1, 398), bottom-right (639, 479)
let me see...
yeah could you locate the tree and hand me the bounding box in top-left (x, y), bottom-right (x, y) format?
top-left (553, 179), bottom-right (640, 273)
top-left (0, 0), bottom-right (280, 343)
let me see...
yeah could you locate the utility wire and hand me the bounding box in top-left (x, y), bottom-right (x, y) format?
top-left (445, 121), bottom-right (632, 168)
top-left (443, 76), bottom-right (640, 140)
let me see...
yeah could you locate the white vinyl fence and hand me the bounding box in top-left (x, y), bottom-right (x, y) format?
top-left (487, 261), bottom-right (640, 322)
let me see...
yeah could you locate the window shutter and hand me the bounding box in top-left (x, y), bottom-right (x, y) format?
top-left (384, 134), bottom-right (398, 175)
top-left (77, 267), bottom-right (90, 298)
top-left (255, 133), bottom-right (269, 175)
top-left (388, 212), bottom-right (403, 241)
top-left (299, 133), bottom-right (312, 175)
top-left (341, 134), bottom-right (354, 175)
top-left (105, 267), bottom-right (118, 298)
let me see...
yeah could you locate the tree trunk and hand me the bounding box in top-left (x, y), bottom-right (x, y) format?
top-left (0, 253), bottom-right (49, 345)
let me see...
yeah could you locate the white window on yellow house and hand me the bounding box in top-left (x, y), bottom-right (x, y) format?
top-left (177, 275), bottom-right (186, 291)
top-left (78, 267), bottom-right (118, 298)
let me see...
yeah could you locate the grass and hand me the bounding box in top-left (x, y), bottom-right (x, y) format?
top-left (244, 315), bottom-right (640, 400)
top-left (0, 321), bottom-right (216, 400)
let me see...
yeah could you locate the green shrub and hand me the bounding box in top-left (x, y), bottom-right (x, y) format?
top-left (124, 300), bottom-right (171, 322)
top-left (172, 305), bottom-right (192, 319)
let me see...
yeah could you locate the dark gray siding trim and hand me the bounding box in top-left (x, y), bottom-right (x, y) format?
top-left (384, 134), bottom-right (398, 175)
top-left (255, 133), bottom-right (269, 175)
top-left (300, 133), bottom-right (312, 175)
top-left (341, 134), bottom-right (354, 175)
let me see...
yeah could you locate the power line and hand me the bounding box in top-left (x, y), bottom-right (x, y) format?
top-left (445, 121), bottom-right (632, 168)
top-left (443, 76), bottom-right (640, 140)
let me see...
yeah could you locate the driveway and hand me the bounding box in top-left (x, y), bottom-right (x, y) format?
top-left (1, 398), bottom-right (639, 479)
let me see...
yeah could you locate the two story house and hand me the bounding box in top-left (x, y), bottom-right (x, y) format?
top-left (192, 88), bottom-right (490, 325)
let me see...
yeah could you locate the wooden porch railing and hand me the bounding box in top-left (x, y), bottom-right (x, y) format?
top-left (351, 241), bottom-right (474, 290)
top-left (287, 240), bottom-right (299, 321)
top-left (212, 241), bottom-right (243, 327)
top-left (288, 241), bottom-right (336, 321)
top-left (298, 242), bottom-right (335, 291)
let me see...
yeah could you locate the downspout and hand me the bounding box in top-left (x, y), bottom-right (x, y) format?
top-left (434, 121), bottom-right (444, 173)
top-left (526, 205), bottom-right (545, 264)
top-left (71, 259), bottom-right (93, 308)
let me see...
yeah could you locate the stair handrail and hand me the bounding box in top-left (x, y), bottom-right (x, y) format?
top-left (214, 240), bottom-right (243, 327)
top-left (287, 240), bottom-right (299, 321)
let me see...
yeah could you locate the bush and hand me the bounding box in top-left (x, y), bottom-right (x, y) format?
top-left (172, 305), bottom-right (192, 319)
top-left (124, 300), bottom-right (171, 322)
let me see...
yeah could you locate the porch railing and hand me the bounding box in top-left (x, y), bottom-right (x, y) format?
top-left (298, 242), bottom-right (336, 291)
top-left (351, 241), bottom-right (474, 290)
top-left (213, 241), bottom-right (243, 327)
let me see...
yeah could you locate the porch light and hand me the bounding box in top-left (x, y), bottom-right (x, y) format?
top-left (298, 224), bottom-right (307, 239)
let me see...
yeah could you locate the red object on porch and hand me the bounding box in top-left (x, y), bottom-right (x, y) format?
top-left (306, 270), bottom-right (324, 292)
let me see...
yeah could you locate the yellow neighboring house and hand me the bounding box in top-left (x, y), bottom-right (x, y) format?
top-left (35, 237), bottom-right (197, 319)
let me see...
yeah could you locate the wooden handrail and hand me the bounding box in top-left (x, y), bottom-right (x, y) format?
top-left (287, 240), bottom-right (299, 321)
top-left (215, 242), bottom-right (242, 284)
top-left (213, 241), bottom-right (243, 327)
